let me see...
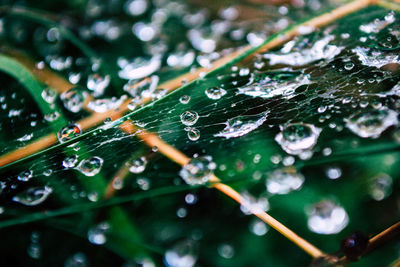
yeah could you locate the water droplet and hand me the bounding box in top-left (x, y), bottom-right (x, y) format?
top-left (65, 252), bottom-right (88, 267)
top-left (275, 123), bottom-right (321, 155)
top-left (63, 155), bottom-right (78, 168)
top-left (27, 232), bottom-right (41, 259)
top-left (164, 240), bottom-right (197, 267)
top-left (77, 156), bottom-right (103, 176)
top-left (167, 50), bottom-right (195, 68)
top-left (185, 127), bottom-right (200, 141)
top-left (88, 222), bottom-right (110, 245)
top-left (307, 200), bottom-right (348, 235)
top-left (137, 177), bottom-right (151, 190)
top-left (266, 168), bottom-right (304, 194)
top-left (18, 133), bottom-right (34, 142)
top-left (263, 35), bottom-right (343, 66)
top-left (41, 88), bottom-right (57, 103)
top-left (240, 192), bottom-right (269, 215)
top-left (352, 46), bottom-right (400, 68)
top-left (185, 193), bottom-right (197, 205)
top-left (325, 167), bottom-right (342, 180)
top-left (180, 111), bottom-right (199, 126)
top-left (205, 87), bottom-right (227, 100)
top-left (369, 174), bottom-right (392, 201)
top-left (87, 74), bottom-right (110, 97)
top-left (18, 170), bottom-right (33, 182)
top-left (87, 95), bottom-right (126, 113)
top-left (359, 11), bottom-right (395, 34)
top-left (179, 156), bottom-right (216, 185)
top-left (214, 112), bottom-right (268, 139)
top-left (179, 95), bottom-right (190, 104)
top-left (345, 109), bottom-right (398, 138)
top-left (127, 157), bottom-right (147, 174)
top-left (58, 124), bottom-right (82, 143)
top-left (218, 244), bottom-right (234, 259)
top-left (237, 73), bottom-right (310, 99)
top-left (61, 87), bottom-right (86, 113)
top-left (249, 219), bottom-right (269, 236)
top-left (44, 111), bottom-right (60, 122)
top-left (118, 55), bottom-right (161, 80)
top-left (344, 62), bottom-right (354, 71)
top-left (13, 186), bottom-right (53, 206)
top-left (124, 0), bottom-right (148, 16)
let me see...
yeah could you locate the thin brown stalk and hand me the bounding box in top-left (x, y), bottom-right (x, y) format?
top-left (120, 121), bottom-right (324, 258)
top-left (0, 0), bottom-right (376, 168)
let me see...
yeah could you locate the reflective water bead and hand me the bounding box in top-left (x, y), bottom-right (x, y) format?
top-left (88, 222), bottom-right (110, 245)
top-left (275, 123), bottom-right (321, 155)
top-left (218, 244), bottom-right (234, 259)
top-left (77, 156), bottom-right (104, 176)
top-left (12, 186), bottom-right (53, 206)
top-left (186, 127), bottom-right (200, 141)
top-left (307, 200), bottom-right (348, 234)
top-left (63, 155), bottom-right (78, 168)
top-left (127, 157), bottom-right (147, 174)
top-left (164, 240), bottom-right (197, 267)
top-left (64, 253), bottom-right (88, 267)
top-left (249, 219), bottom-right (269, 236)
top-left (179, 95), bottom-right (191, 104)
top-left (18, 170), bottom-right (33, 182)
top-left (41, 88), bottom-right (57, 103)
top-left (180, 111), bottom-right (199, 126)
top-left (87, 74), bottom-right (110, 97)
top-left (214, 112), bottom-right (268, 139)
top-left (58, 124), bottom-right (82, 143)
top-left (179, 156), bottom-right (216, 185)
top-left (266, 168), bottom-right (304, 195)
top-left (369, 174), bottom-right (392, 201)
top-left (325, 167), bottom-right (342, 180)
top-left (345, 109), bottom-right (398, 138)
top-left (60, 87), bottom-right (86, 113)
top-left (205, 87), bottom-right (227, 100)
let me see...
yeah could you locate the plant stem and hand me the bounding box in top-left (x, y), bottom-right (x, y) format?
top-left (121, 120), bottom-right (324, 258)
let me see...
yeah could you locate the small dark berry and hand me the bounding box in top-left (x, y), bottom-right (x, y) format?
top-left (341, 231), bottom-right (369, 261)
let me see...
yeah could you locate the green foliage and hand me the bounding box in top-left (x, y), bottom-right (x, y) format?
top-left (0, 0), bottom-right (400, 266)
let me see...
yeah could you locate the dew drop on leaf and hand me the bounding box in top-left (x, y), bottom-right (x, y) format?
top-left (64, 252), bottom-right (88, 267)
top-left (12, 186), bottom-right (53, 206)
top-left (127, 156), bottom-right (147, 174)
top-left (369, 174), bottom-right (392, 201)
top-left (60, 87), bottom-right (86, 113)
top-left (325, 167), bottom-right (342, 180)
top-left (275, 123), bottom-right (321, 156)
top-left (185, 127), bottom-right (200, 141)
top-left (17, 170), bottom-right (33, 182)
top-left (77, 156), bottom-right (103, 176)
top-left (179, 156), bottom-right (216, 185)
top-left (345, 109), bottom-right (398, 138)
top-left (87, 74), bottom-right (110, 97)
top-left (266, 168), bottom-right (305, 195)
top-left (180, 111), bottom-right (199, 126)
top-left (179, 95), bottom-right (190, 104)
top-left (164, 240), bottom-right (198, 267)
top-left (307, 200), bottom-right (348, 235)
top-left (57, 124), bottom-right (82, 143)
top-left (63, 155), bottom-right (79, 168)
top-left (214, 112), bottom-right (268, 139)
top-left (205, 86), bottom-right (227, 100)
top-left (249, 219), bottom-right (269, 236)
top-left (88, 222), bottom-right (110, 245)
top-left (217, 243), bottom-right (234, 259)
